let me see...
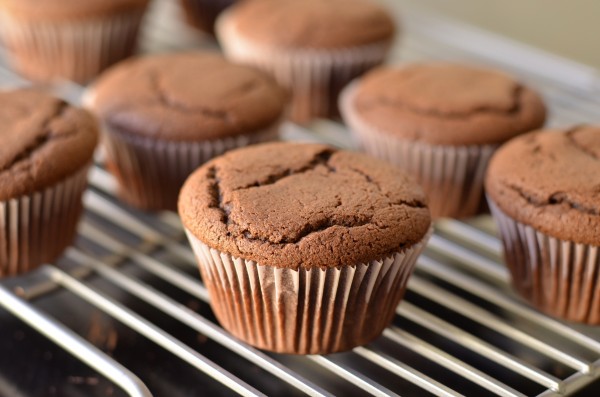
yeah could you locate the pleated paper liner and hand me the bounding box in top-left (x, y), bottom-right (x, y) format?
top-left (185, 229), bottom-right (432, 354)
top-left (178, 0), bottom-right (236, 35)
top-left (217, 10), bottom-right (392, 124)
top-left (340, 83), bottom-right (496, 219)
top-left (489, 199), bottom-right (600, 324)
top-left (0, 165), bottom-right (90, 277)
top-left (0, 8), bottom-right (146, 83)
top-left (102, 123), bottom-right (281, 211)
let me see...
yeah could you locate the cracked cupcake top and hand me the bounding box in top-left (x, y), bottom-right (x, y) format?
top-left (485, 126), bottom-right (600, 245)
top-left (225, 0), bottom-right (395, 49)
top-left (179, 142), bottom-right (431, 269)
top-left (346, 63), bottom-right (547, 145)
top-left (88, 52), bottom-right (287, 141)
top-left (0, 89), bottom-right (98, 200)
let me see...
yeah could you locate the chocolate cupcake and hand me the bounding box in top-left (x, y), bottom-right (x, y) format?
top-left (85, 52), bottom-right (287, 211)
top-left (0, 0), bottom-right (149, 83)
top-left (217, 0), bottom-right (396, 123)
top-left (0, 89), bottom-right (98, 276)
top-left (179, 142), bottom-right (431, 354)
top-left (341, 62), bottom-right (547, 219)
top-left (486, 126), bottom-right (600, 324)
top-left (178, 0), bottom-right (236, 35)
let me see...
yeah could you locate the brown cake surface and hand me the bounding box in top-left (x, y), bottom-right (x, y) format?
top-left (179, 142), bottom-right (431, 269)
top-left (226, 0), bottom-right (395, 49)
top-left (0, 89), bottom-right (98, 200)
top-left (0, 0), bottom-right (149, 19)
top-left (89, 52), bottom-right (287, 141)
top-left (485, 126), bottom-right (600, 245)
top-left (350, 63), bottom-right (546, 145)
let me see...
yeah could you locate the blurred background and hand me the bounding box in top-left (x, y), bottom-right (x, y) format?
top-left (390, 0), bottom-right (600, 69)
top-left (0, 1), bottom-right (598, 396)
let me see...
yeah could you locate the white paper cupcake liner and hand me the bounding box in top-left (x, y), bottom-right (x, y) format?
top-left (0, 165), bottom-right (90, 276)
top-left (489, 199), bottom-right (600, 324)
top-left (185, 229), bottom-right (431, 354)
top-left (102, 124), bottom-right (280, 211)
top-left (217, 11), bottom-right (392, 123)
top-left (0, 9), bottom-right (146, 83)
top-left (341, 83), bottom-right (496, 219)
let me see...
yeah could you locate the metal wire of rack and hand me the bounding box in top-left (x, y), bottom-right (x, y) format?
top-left (0, 1), bottom-right (599, 396)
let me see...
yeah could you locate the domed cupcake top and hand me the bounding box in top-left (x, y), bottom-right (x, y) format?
top-left (179, 142), bottom-right (431, 269)
top-left (485, 126), bottom-right (600, 245)
top-left (347, 63), bottom-right (546, 145)
top-left (89, 52), bottom-right (287, 141)
top-left (0, 89), bottom-right (98, 200)
top-left (225, 0), bottom-right (396, 49)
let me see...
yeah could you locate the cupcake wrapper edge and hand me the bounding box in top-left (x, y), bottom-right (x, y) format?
top-left (185, 228), bottom-right (431, 354)
top-left (0, 9), bottom-right (146, 83)
top-left (0, 165), bottom-right (90, 275)
top-left (102, 123), bottom-right (281, 211)
top-left (217, 10), bottom-right (392, 123)
top-left (489, 198), bottom-right (600, 324)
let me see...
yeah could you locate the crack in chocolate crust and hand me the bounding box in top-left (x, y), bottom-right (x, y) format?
top-left (229, 149), bottom-right (426, 211)
top-left (0, 90), bottom-right (98, 200)
top-left (148, 70), bottom-right (232, 122)
top-left (389, 199), bottom-right (426, 209)
top-left (227, 200), bottom-right (424, 246)
top-left (348, 64), bottom-right (548, 146)
top-left (247, 216), bottom-right (376, 245)
top-left (504, 182), bottom-right (600, 217)
top-left (346, 165), bottom-right (426, 208)
top-left (90, 53), bottom-right (287, 141)
top-left (346, 165), bottom-right (378, 187)
top-left (361, 84), bottom-right (524, 120)
top-left (233, 149), bottom-right (335, 191)
top-left (210, 149), bottom-right (354, 245)
top-left (485, 127), bottom-right (600, 247)
top-left (206, 166), bottom-right (231, 225)
top-left (566, 126), bottom-right (600, 161)
top-left (548, 192), bottom-right (600, 216)
top-left (274, 199), bottom-right (424, 245)
top-left (206, 147), bottom-right (427, 246)
top-left (0, 101), bottom-right (69, 173)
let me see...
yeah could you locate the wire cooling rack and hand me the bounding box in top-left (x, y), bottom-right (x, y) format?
top-left (0, 1), bottom-right (599, 396)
